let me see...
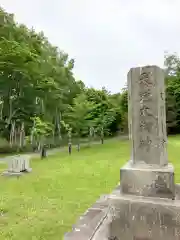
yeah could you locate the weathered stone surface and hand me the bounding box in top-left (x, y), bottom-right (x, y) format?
top-left (92, 215), bottom-right (111, 240)
top-left (120, 160), bottom-right (175, 199)
top-left (64, 195), bottom-right (110, 240)
top-left (175, 184), bottom-right (180, 200)
top-left (121, 66), bottom-right (175, 198)
top-left (64, 65), bottom-right (179, 240)
top-left (2, 155), bottom-right (32, 177)
top-left (64, 184), bottom-right (180, 240)
top-left (2, 171), bottom-right (22, 177)
top-left (8, 155), bottom-right (31, 172)
top-left (108, 191), bottom-right (180, 240)
top-left (128, 66), bottom-right (167, 165)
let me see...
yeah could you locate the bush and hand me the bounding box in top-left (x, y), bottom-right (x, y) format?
top-left (0, 143), bottom-right (33, 154)
top-left (0, 135), bottom-right (102, 155)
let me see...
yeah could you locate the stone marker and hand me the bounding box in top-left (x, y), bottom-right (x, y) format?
top-left (64, 66), bottom-right (180, 240)
top-left (41, 144), bottom-right (47, 159)
top-left (128, 66), bottom-right (168, 165)
top-left (2, 154), bottom-right (32, 176)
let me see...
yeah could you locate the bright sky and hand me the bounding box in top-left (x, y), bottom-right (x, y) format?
top-left (1, 0), bottom-right (180, 93)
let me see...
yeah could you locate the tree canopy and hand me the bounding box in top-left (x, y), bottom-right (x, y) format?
top-left (0, 7), bottom-right (179, 153)
top-left (0, 7), bottom-right (127, 152)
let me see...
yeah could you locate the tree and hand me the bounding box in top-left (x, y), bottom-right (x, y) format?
top-left (0, 7), bottom-right (83, 152)
top-left (164, 53), bottom-right (180, 133)
top-left (30, 117), bottom-right (53, 151)
top-left (0, 7), bottom-right (153, 154)
top-left (119, 89), bottom-right (128, 133)
top-left (93, 108), bottom-right (116, 144)
top-left (64, 93), bottom-right (95, 149)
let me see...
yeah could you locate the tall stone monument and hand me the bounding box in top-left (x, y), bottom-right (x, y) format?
top-left (120, 66), bottom-right (174, 200)
top-left (64, 66), bottom-right (180, 240)
top-left (128, 66), bottom-right (168, 166)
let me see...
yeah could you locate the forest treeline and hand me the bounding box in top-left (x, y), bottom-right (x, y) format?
top-left (0, 7), bottom-right (179, 153)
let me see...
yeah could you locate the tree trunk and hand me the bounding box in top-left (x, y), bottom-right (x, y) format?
top-left (77, 143), bottom-right (80, 151)
top-left (37, 138), bottom-right (41, 152)
top-left (41, 144), bottom-right (47, 159)
top-left (68, 142), bottom-right (72, 155)
top-left (89, 127), bottom-right (94, 147)
top-left (19, 122), bottom-right (25, 148)
top-left (58, 111), bottom-right (62, 140)
top-left (14, 125), bottom-right (17, 145)
top-left (0, 98), bottom-right (4, 120)
top-left (68, 129), bottom-right (72, 155)
top-left (100, 127), bottom-right (104, 144)
top-left (9, 121), bottom-right (15, 147)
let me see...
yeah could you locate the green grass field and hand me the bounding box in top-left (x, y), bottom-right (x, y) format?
top-left (1, 136), bottom-right (180, 239)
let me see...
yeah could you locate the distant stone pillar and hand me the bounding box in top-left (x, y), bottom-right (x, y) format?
top-left (128, 66), bottom-right (168, 166)
top-left (2, 155), bottom-right (32, 176)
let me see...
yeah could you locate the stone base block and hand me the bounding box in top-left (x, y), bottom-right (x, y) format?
top-left (120, 160), bottom-right (175, 199)
top-left (108, 188), bottom-right (180, 240)
top-left (64, 184), bottom-right (180, 239)
top-left (2, 171), bottom-right (22, 177)
top-left (22, 168), bottom-right (32, 173)
top-left (64, 195), bottom-right (110, 240)
top-left (2, 168), bottom-right (32, 177)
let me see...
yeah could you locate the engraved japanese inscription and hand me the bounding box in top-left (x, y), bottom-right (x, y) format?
top-left (138, 70), bottom-right (155, 152)
top-left (139, 136), bottom-right (152, 152)
top-left (128, 66), bottom-right (168, 165)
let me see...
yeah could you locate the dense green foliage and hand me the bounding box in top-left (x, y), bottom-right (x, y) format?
top-left (0, 7), bottom-right (127, 152)
top-left (165, 53), bottom-right (180, 134)
top-left (1, 7), bottom-right (180, 153)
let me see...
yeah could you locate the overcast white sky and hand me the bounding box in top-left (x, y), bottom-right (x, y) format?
top-left (1, 0), bottom-right (180, 92)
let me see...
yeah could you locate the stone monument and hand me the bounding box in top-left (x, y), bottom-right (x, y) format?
top-left (2, 154), bottom-right (32, 176)
top-left (64, 66), bottom-right (180, 240)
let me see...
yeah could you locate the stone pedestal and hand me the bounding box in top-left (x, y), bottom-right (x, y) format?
top-left (2, 155), bottom-right (32, 177)
top-left (64, 66), bottom-right (180, 240)
top-left (64, 195), bottom-right (110, 240)
top-left (120, 161), bottom-right (175, 199)
top-left (108, 186), bottom-right (180, 240)
top-left (65, 185), bottom-right (180, 240)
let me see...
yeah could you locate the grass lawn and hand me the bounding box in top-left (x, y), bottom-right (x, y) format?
top-left (0, 137), bottom-right (180, 239)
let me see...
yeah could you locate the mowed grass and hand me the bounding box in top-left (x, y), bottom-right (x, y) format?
top-left (167, 135), bottom-right (180, 182)
top-left (0, 137), bottom-right (180, 239)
